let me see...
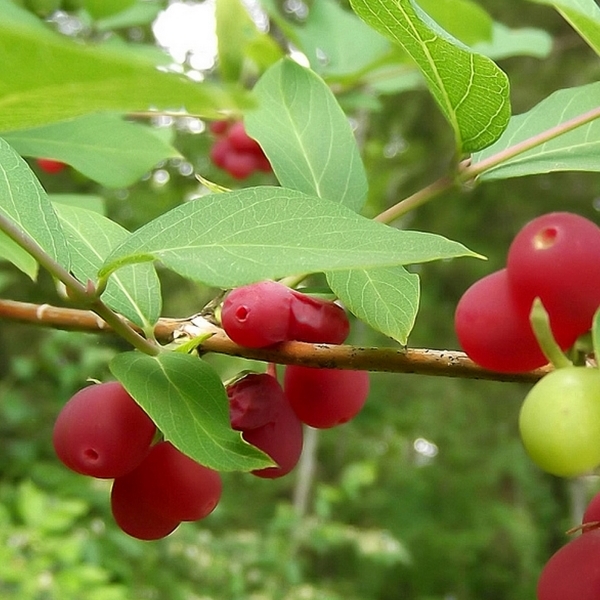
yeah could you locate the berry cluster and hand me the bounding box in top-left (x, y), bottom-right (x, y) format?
top-left (53, 382), bottom-right (222, 540)
top-left (53, 282), bottom-right (370, 538)
top-left (537, 490), bottom-right (600, 600)
top-left (209, 120), bottom-right (272, 180)
top-left (227, 372), bottom-right (303, 478)
top-left (222, 280), bottom-right (370, 431)
top-left (455, 212), bottom-right (600, 373)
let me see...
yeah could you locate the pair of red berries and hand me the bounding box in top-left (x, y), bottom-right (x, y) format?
top-left (53, 382), bottom-right (222, 540)
top-left (537, 490), bottom-right (600, 600)
top-left (209, 120), bottom-right (272, 180)
top-left (455, 212), bottom-right (600, 373)
top-left (222, 280), bottom-right (370, 430)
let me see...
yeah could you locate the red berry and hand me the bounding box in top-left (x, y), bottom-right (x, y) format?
top-left (454, 269), bottom-right (577, 373)
top-left (227, 372), bottom-right (283, 431)
top-left (111, 477), bottom-right (180, 541)
top-left (53, 382), bottom-right (156, 479)
top-left (37, 158), bottom-right (66, 174)
top-left (209, 120), bottom-right (230, 135)
top-left (583, 491), bottom-right (600, 529)
top-left (228, 121), bottom-right (262, 154)
top-left (284, 366), bottom-right (370, 429)
top-left (222, 281), bottom-right (351, 348)
top-left (209, 137), bottom-right (233, 169)
top-left (254, 153), bottom-right (273, 173)
top-left (242, 391), bottom-right (304, 479)
top-left (507, 212), bottom-right (600, 339)
top-left (222, 281), bottom-right (293, 348)
top-left (289, 290), bottom-right (350, 344)
top-left (224, 151), bottom-right (259, 180)
top-left (112, 441), bottom-right (222, 525)
top-left (537, 529), bottom-right (600, 600)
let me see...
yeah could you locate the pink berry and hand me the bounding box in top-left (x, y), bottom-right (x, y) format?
top-left (537, 529), bottom-right (600, 600)
top-left (284, 366), bottom-right (370, 429)
top-left (227, 372), bottom-right (283, 431)
top-left (454, 269), bottom-right (577, 373)
top-left (53, 382), bottom-right (156, 479)
top-left (224, 151), bottom-right (259, 180)
top-left (507, 212), bottom-right (600, 340)
top-left (209, 137), bottom-right (233, 169)
top-left (112, 441), bottom-right (222, 524)
top-left (37, 158), bottom-right (66, 174)
top-left (289, 290), bottom-right (350, 344)
top-left (228, 121), bottom-right (262, 154)
top-left (242, 391), bottom-right (304, 479)
top-left (222, 281), bottom-right (293, 348)
top-left (111, 478), bottom-right (180, 541)
top-left (209, 120), bottom-right (230, 135)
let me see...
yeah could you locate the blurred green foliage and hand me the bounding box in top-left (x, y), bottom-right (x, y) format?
top-left (1, 0), bottom-right (600, 598)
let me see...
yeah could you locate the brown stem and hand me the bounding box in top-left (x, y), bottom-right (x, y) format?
top-left (460, 105), bottom-right (600, 182)
top-left (0, 298), bottom-right (549, 383)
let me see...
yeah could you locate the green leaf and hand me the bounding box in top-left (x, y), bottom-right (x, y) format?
top-left (349, 0), bottom-right (511, 153)
top-left (53, 204), bottom-right (161, 329)
top-left (472, 82), bottom-right (600, 181)
top-left (94, 1), bottom-right (163, 31)
top-left (0, 233), bottom-right (37, 280)
top-left (216, 0), bottom-right (257, 81)
top-left (327, 267), bottom-right (420, 345)
top-left (0, 138), bottom-right (69, 278)
top-left (292, 0), bottom-right (392, 77)
top-left (99, 186), bottom-right (479, 288)
top-left (81, 0), bottom-right (136, 19)
top-left (0, 1), bottom-right (252, 132)
top-left (529, 0), bottom-right (600, 56)
top-left (246, 59), bottom-right (368, 212)
top-left (110, 351), bottom-right (273, 472)
top-left (50, 194), bottom-right (105, 215)
top-left (417, 0), bottom-right (493, 46)
top-left (3, 114), bottom-right (181, 188)
top-left (472, 23), bottom-right (553, 60)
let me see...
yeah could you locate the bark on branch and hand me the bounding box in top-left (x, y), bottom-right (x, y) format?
top-left (0, 298), bottom-right (548, 384)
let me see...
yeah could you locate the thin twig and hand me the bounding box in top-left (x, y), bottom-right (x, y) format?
top-left (0, 299), bottom-right (549, 383)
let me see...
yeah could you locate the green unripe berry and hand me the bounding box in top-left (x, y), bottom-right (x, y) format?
top-left (519, 367), bottom-right (600, 477)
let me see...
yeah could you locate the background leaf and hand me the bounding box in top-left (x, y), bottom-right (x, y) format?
top-left (0, 138), bottom-right (69, 279)
top-left (472, 81), bottom-right (600, 181)
top-left (53, 204), bottom-right (161, 329)
top-left (82, 0), bottom-right (136, 19)
top-left (3, 114), bottom-right (180, 188)
top-left (0, 0), bottom-right (251, 132)
top-left (327, 267), bottom-right (420, 345)
top-left (110, 351), bottom-right (273, 472)
top-left (246, 59), bottom-right (368, 212)
top-left (472, 23), bottom-right (553, 60)
top-left (418, 0), bottom-right (493, 45)
top-left (94, 1), bottom-right (164, 32)
top-left (216, 0), bottom-right (258, 82)
top-left (50, 194), bottom-right (105, 215)
top-left (285, 0), bottom-right (392, 77)
top-left (100, 187), bottom-right (480, 288)
top-left (349, 0), bottom-right (511, 153)
top-left (529, 0), bottom-right (600, 56)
